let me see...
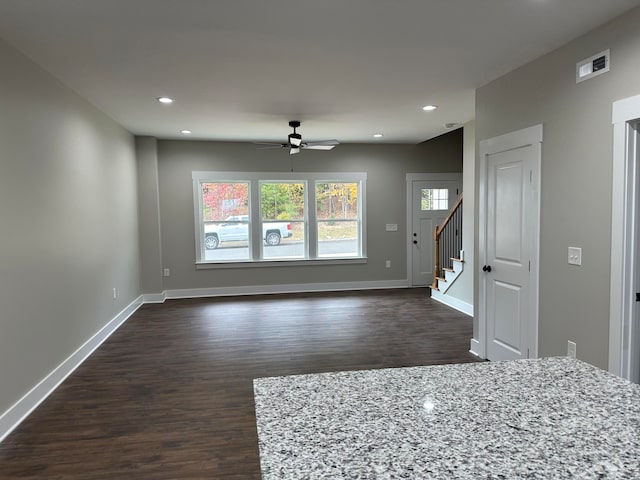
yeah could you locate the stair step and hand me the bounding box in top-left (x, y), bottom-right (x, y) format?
top-left (443, 267), bottom-right (454, 273)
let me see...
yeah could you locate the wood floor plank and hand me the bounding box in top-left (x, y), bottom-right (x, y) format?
top-left (0, 288), bottom-right (478, 479)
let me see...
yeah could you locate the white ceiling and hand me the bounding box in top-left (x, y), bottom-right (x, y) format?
top-left (0, 0), bottom-right (638, 144)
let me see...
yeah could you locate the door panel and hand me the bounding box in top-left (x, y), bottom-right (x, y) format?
top-left (416, 217), bottom-right (434, 284)
top-left (492, 281), bottom-right (522, 354)
top-left (495, 163), bottom-right (523, 263)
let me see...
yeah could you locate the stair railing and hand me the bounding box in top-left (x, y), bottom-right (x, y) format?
top-left (432, 193), bottom-right (463, 289)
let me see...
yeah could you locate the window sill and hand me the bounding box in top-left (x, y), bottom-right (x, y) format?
top-left (195, 257), bottom-right (368, 270)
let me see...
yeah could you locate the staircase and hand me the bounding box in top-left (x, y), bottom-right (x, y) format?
top-left (432, 256), bottom-right (464, 293)
top-left (431, 193), bottom-right (463, 293)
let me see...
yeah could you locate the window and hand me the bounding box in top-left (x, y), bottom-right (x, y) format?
top-left (421, 188), bottom-right (448, 210)
top-left (261, 182), bottom-right (305, 260)
top-left (193, 172), bottom-right (366, 266)
top-left (201, 182), bottom-right (250, 262)
top-left (316, 182), bottom-right (360, 257)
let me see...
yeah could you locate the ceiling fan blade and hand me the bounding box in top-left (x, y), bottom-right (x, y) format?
top-left (254, 142), bottom-right (287, 150)
top-left (302, 145), bottom-right (337, 151)
top-left (304, 139), bottom-right (339, 145)
top-left (301, 140), bottom-right (339, 151)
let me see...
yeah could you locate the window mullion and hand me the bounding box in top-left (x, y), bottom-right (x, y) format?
top-left (194, 179), bottom-right (204, 262)
top-left (359, 180), bottom-right (366, 257)
top-left (250, 180), bottom-right (261, 260)
top-left (308, 181), bottom-right (318, 259)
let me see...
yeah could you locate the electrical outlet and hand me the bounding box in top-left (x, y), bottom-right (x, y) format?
top-left (385, 260), bottom-right (391, 268)
top-left (112, 287), bottom-right (117, 300)
top-left (163, 268), bottom-right (170, 277)
top-left (567, 341), bottom-right (576, 359)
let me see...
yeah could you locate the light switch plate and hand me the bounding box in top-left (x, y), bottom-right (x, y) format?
top-left (385, 224), bottom-right (398, 232)
top-left (568, 247), bottom-right (582, 266)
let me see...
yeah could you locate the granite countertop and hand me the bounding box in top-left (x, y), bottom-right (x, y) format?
top-left (253, 357), bottom-right (640, 479)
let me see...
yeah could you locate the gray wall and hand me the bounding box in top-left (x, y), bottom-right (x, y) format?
top-left (475, 6), bottom-right (640, 368)
top-left (147, 131), bottom-right (462, 292)
top-left (0, 38), bottom-right (140, 414)
top-left (137, 137), bottom-right (163, 295)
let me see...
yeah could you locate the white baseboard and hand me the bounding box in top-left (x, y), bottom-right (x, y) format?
top-left (430, 289), bottom-right (473, 316)
top-left (143, 292), bottom-right (166, 303)
top-left (164, 279), bottom-right (410, 299)
top-left (469, 338), bottom-right (484, 358)
top-left (0, 295), bottom-right (143, 444)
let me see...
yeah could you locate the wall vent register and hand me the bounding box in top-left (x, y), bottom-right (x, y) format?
top-left (576, 49), bottom-right (610, 83)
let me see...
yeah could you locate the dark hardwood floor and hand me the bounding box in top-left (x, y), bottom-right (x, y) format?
top-left (0, 288), bottom-right (478, 479)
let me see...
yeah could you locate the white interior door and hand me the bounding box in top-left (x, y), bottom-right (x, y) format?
top-left (609, 95), bottom-right (640, 382)
top-left (480, 125), bottom-right (541, 361)
top-left (632, 121), bottom-right (640, 383)
top-left (411, 180), bottom-right (459, 286)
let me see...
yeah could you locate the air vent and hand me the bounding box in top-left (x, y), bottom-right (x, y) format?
top-left (576, 49), bottom-right (610, 83)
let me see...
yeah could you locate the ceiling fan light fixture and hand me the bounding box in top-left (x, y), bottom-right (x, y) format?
top-left (253, 121), bottom-right (339, 154)
top-left (422, 104), bottom-right (438, 111)
top-left (289, 133), bottom-right (302, 147)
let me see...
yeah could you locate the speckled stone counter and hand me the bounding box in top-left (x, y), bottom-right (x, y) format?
top-left (253, 357), bottom-right (640, 479)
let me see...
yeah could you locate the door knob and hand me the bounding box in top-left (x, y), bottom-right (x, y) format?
top-left (482, 265), bottom-right (492, 272)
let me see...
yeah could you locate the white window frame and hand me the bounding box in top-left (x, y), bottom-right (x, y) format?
top-left (192, 171), bottom-right (367, 268)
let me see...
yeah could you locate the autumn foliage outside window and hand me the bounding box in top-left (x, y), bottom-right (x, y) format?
top-left (202, 182), bottom-right (249, 221)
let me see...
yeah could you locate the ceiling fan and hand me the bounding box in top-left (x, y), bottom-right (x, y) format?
top-left (255, 121), bottom-right (339, 155)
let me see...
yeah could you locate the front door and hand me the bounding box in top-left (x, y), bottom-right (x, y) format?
top-left (480, 125), bottom-right (541, 361)
top-left (411, 180), bottom-right (459, 286)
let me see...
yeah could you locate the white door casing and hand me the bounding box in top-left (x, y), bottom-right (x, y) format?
top-left (610, 94), bottom-right (640, 383)
top-left (478, 125), bottom-right (541, 361)
top-left (406, 174), bottom-right (461, 287)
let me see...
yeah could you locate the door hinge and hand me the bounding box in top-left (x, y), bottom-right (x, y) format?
top-left (456, 188), bottom-right (459, 195)
top-left (527, 348), bottom-right (530, 358)
top-left (528, 260), bottom-right (531, 272)
top-left (530, 170), bottom-right (532, 183)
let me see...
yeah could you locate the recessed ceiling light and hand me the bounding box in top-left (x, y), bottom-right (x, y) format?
top-left (422, 105), bottom-right (438, 111)
top-left (157, 96), bottom-right (174, 104)
top-left (373, 133), bottom-right (384, 138)
top-left (180, 129), bottom-right (192, 134)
